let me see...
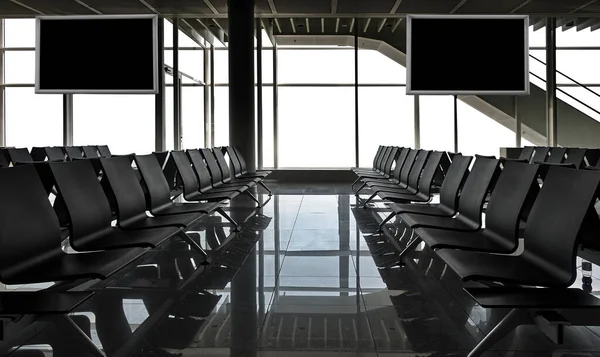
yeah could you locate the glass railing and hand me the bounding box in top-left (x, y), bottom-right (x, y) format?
top-left (529, 54), bottom-right (600, 122)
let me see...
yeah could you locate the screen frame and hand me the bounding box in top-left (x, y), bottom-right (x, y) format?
top-left (35, 14), bottom-right (159, 94)
top-left (406, 14), bottom-right (530, 96)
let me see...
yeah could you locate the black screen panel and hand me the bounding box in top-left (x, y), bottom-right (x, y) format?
top-left (408, 16), bottom-right (528, 95)
top-left (37, 16), bottom-right (157, 93)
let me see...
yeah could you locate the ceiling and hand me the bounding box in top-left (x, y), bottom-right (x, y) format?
top-left (2, 0), bottom-right (600, 17)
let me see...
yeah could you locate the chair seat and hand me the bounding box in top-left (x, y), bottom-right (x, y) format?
top-left (153, 202), bottom-right (221, 216)
top-left (357, 172), bottom-right (389, 179)
top-left (3, 247), bottom-right (147, 284)
top-left (208, 185), bottom-right (248, 194)
top-left (436, 249), bottom-right (567, 287)
top-left (229, 177), bottom-right (261, 184)
top-left (188, 191), bottom-right (237, 202)
top-left (73, 226), bottom-right (181, 251)
top-left (378, 191), bottom-right (428, 203)
top-left (390, 203), bottom-right (454, 217)
top-left (120, 212), bottom-right (203, 230)
top-left (240, 171), bottom-right (270, 177)
top-left (400, 213), bottom-right (479, 231)
top-left (465, 287), bottom-right (600, 309)
top-left (0, 291), bottom-right (94, 314)
top-left (365, 180), bottom-right (402, 188)
top-left (414, 227), bottom-right (516, 253)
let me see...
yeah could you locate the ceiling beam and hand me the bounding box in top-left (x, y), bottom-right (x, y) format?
top-left (267, 0), bottom-right (277, 14)
top-left (509, 0), bottom-right (533, 13)
top-left (571, 0), bottom-right (598, 13)
top-left (390, 0), bottom-right (403, 13)
top-left (274, 18), bottom-right (282, 33)
top-left (335, 18), bottom-right (340, 33)
top-left (305, 18), bottom-right (310, 33)
top-left (138, 0), bottom-right (160, 14)
top-left (212, 18), bottom-right (227, 37)
top-left (321, 18), bottom-right (325, 33)
top-left (331, 0), bottom-right (338, 14)
top-left (391, 18), bottom-right (403, 33)
top-left (8, 0), bottom-right (44, 15)
top-left (173, 13), bottom-right (600, 19)
top-left (450, 0), bottom-right (469, 13)
top-left (577, 18), bottom-right (597, 31)
top-left (377, 18), bottom-right (387, 32)
top-left (591, 22), bottom-right (600, 31)
top-left (363, 18), bottom-right (371, 32)
top-left (73, 0), bottom-right (102, 14)
top-left (203, 0), bottom-right (219, 14)
top-left (290, 18), bottom-right (296, 34)
top-left (349, 18), bottom-right (355, 33)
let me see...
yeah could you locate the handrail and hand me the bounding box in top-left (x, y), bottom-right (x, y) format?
top-left (529, 54), bottom-right (600, 101)
top-left (529, 71), bottom-right (600, 117)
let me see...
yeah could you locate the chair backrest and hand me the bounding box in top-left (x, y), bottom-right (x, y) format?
top-left (49, 160), bottom-right (113, 248)
top-left (406, 150), bottom-right (430, 192)
top-left (97, 145), bottom-right (112, 158)
top-left (439, 155), bottom-right (473, 212)
top-left (372, 146), bottom-right (384, 169)
top-left (518, 146), bottom-right (535, 161)
top-left (382, 147), bottom-right (399, 175)
top-left (200, 148), bottom-right (224, 186)
top-left (530, 147), bottom-right (550, 163)
top-left (374, 146), bottom-right (390, 172)
top-left (64, 146), bottom-right (85, 161)
top-left (416, 151), bottom-right (444, 197)
top-left (0, 165), bottom-right (62, 278)
top-left (456, 156), bottom-right (501, 225)
top-left (225, 146), bottom-right (244, 178)
top-left (546, 147), bottom-right (567, 164)
top-left (187, 149), bottom-right (215, 192)
top-left (134, 154), bottom-right (174, 212)
top-left (485, 161), bottom-right (540, 241)
top-left (213, 148), bottom-right (234, 183)
top-left (170, 151), bottom-right (202, 199)
top-left (398, 149), bottom-right (418, 186)
top-left (522, 166), bottom-right (600, 287)
top-left (100, 157), bottom-right (149, 227)
top-left (7, 148), bottom-right (33, 164)
top-left (232, 147), bottom-right (249, 173)
top-left (390, 148), bottom-right (410, 182)
top-left (45, 147), bottom-right (67, 162)
top-left (82, 146), bottom-right (101, 159)
top-left (565, 148), bottom-right (587, 169)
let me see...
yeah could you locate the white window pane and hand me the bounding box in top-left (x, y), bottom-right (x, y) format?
top-left (279, 49), bottom-right (354, 84)
top-left (261, 50), bottom-right (274, 84)
top-left (164, 19), bottom-right (173, 48)
top-left (6, 88), bottom-right (63, 148)
top-left (557, 50), bottom-right (600, 84)
top-left (279, 87), bottom-right (355, 167)
top-left (5, 19), bottom-right (36, 48)
top-left (165, 50), bottom-right (204, 80)
top-left (166, 87), bottom-right (174, 150)
top-left (458, 100), bottom-right (515, 157)
top-left (5, 51), bottom-right (35, 84)
top-left (73, 95), bottom-right (155, 155)
top-left (529, 26), bottom-right (545, 48)
top-left (419, 96), bottom-right (455, 152)
top-left (214, 87), bottom-right (229, 146)
top-left (214, 50), bottom-right (229, 84)
top-left (261, 88), bottom-right (274, 168)
top-left (358, 50), bottom-right (406, 84)
top-left (556, 28), bottom-right (600, 47)
top-left (358, 87), bottom-right (413, 167)
top-left (182, 87), bottom-right (204, 149)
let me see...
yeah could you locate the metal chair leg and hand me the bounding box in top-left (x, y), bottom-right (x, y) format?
top-left (361, 193), bottom-right (378, 208)
top-left (468, 308), bottom-right (529, 357)
top-left (259, 181), bottom-right (273, 196)
top-left (178, 231), bottom-right (210, 265)
top-left (216, 207), bottom-right (240, 232)
top-left (377, 212), bottom-right (397, 232)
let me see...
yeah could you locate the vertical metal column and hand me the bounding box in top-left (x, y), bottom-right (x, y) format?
top-left (155, 17), bottom-right (166, 151)
top-left (546, 18), bottom-right (558, 147)
top-left (0, 20), bottom-right (5, 147)
top-left (173, 18), bottom-right (182, 150)
top-left (204, 45), bottom-right (211, 148)
top-left (453, 95), bottom-right (458, 153)
top-left (210, 47), bottom-right (215, 147)
top-left (273, 32), bottom-right (279, 168)
top-left (354, 19), bottom-right (359, 167)
top-left (515, 96), bottom-right (521, 147)
top-left (228, 0), bottom-right (255, 171)
top-left (62, 94), bottom-right (73, 146)
top-left (414, 95), bottom-right (420, 149)
top-left (256, 21), bottom-right (264, 169)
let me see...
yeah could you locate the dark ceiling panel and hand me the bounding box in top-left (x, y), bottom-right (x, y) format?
top-left (209, 0), bottom-right (228, 13)
top-left (143, 0), bottom-right (212, 14)
top-left (255, 0), bottom-right (271, 13)
top-left (338, 0), bottom-right (397, 13)
top-left (517, 0), bottom-right (597, 13)
top-left (275, 0), bottom-right (331, 14)
top-left (15, 0), bottom-right (97, 15)
top-left (396, 0), bottom-right (464, 13)
top-left (79, 0), bottom-right (153, 14)
top-left (0, 1), bottom-right (39, 16)
top-left (456, 0), bottom-right (528, 13)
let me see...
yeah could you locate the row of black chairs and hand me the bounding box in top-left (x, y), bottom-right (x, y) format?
top-left (0, 145), bottom-right (112, 167)
top-left (353, 145), bottom-right (600, 356)
top-left (514, 145), bottom-right (600, 169)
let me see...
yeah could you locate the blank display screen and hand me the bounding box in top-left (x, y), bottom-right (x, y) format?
top-left (407, 16), bottom-right (528, 95)
top-left (37, 16), bottom-right (157, 93)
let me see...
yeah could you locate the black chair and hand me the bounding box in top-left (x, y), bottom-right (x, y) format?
top-left (82, 146), bottom-right (101, 158)
top-left (200, 148), bottom-right (254, 192)
top-left (546, 146), bottom-right (567, 164)
top-left (354, 146), bottom-right (399, 180)
top-left (378, 155), bottom-right (473, 230)
top-left (187, 149), bottom-right (248, 195)
top-left (49, 160), bottom-right (189, 253)
top-left (213, 148), bottom-right (260, 186)
top-left (230, 146), bottom-right (272, 176)
top-left (97, 145), bottom-right (112, 158)
top-left (64, 146), bottom-right (85, 161)
top-left (517, 146), bottom-right (535, 161)
top-left (354, 148), bottom-right (410, 194)
top-left (564, 147), bottom-right (587, 169)
top-left (222, 146), bottom-right (273, 195)
top-left (353, 145), bottom-right (384, 173)
top-left (6, 147), bottom-right (34, 165)
top-left (414, 161), bottom-right (540, 254)
top-left (530, 146), bottom-right (550, 163)
top-left (0, 164), bottom-right (146, 284)
top-left (45, 147), bottom-right (67, 162)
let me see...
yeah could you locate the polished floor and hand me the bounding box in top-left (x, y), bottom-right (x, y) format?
top-left (4, 185), bottom-right (600, 357)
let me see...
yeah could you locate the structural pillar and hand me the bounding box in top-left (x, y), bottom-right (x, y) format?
top-left (414, 95), bottom-right (420, 149)
top-left (453, 95), bottom-right (458, 153)
top-left (62, 94), bottom-right (73, 146)
top-left (204, 45), bottom-right (211, 148)
top-left (0, 20), bottom-right (5, 147)
top-left (256, 21), bottom-right (263, 169)
top-left (515, 96), bottom-right (521, 147)
top-left (546, 18), bottom-right (558, 146)
top-left (173, 18), bottom-right (182, 150)
top-left (155, 17), bottom-right (166, 151)
top-left (354, 19), bottom-right (359, 167)
top-left (228, 0), bottom-right (255, 170)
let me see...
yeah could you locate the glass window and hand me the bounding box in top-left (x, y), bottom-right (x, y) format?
top-left (261, 50), bottom-right (274, 84)
top-left (261, 88), bottom-right (274, 168)
top-left (558, 87), bottom-right (600, 123)
top-left (214, 50), bottom-right (229, 84)
top-left (419, 95), bottom-right (455, 152)
top-left (165, 86), bottom-right (174, 150)
top-left (528, 26), bottom-right (545, 48)
top-left (4, 51), bottom-right (35, 84)
top-left (4, 19), bottom-right (36, 48)
top-left (73, 95), bottom-right (155, 155)
top-left (279, 87), bottom-right (355, 167)
top-left (457, 101), bottom-right (516, 157)
top-left (358, 49), bottom-right (406, 84)
top-left (556, 28), bottom-right (600, 47)
top-left (358, 87), bottom-right (413, 167)
top-left (556, 50), bottom-right (600, 84)
top-left (214, 87), bottom-right (229, 146)
top-left (5, 88), bottom-right (63, 148)
top-left (181, 87), bottom-right (205, 149)
top-left (278, 48), bottom-right (354, 84)
top-left (164, 50), bottom-right (204, 81)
